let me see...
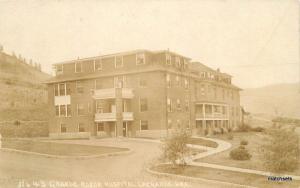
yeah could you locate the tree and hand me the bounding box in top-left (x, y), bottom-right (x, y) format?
top-left (260, 126), bottom-right (300, 173)
top-left (162, 128), bottom-right (191, 168)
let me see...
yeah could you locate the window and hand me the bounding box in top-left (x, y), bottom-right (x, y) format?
top-left (175, 75), bottom-right (180, 86)
top-left (175, 56), bottom-right (181, 68)
top-left (76, 81), bottom-right (84, 93)
top-left (78, 123), bottom-right (85, 132)
top-left (55, 106), bottom-right (60, 116)
top-left (167, 119), bottom-right (172, 129)
top-left (136, 53), bottom-right (145, 65)
top-left (67, 105), bottom-right (71, 117)
top-left (231, 91), bottom-right (233, 100)
top-left (222, 106), bottom-right (227, 115)
top-left (184, 78), bottom-right (189, 89)
top-left (55, 64), bottom-right (63, 75)
top-left (139, 77), bottom-right (147, 88)
top-left (176, 99), bottom-right (181, 110)
top-left (54, 84), bottom-right (59, 96)
top-left (77, 104), bottom-right (85, 116)
top-left (75, 62), bottom-right (82, 73)
top-left (115, 56), bottom-right (123, 68)
top-left (61, 124), bottom-right (67, 133)
top-left (97, 123), bottom-right (104, 131)
top-left (214, 87), bottom-right (217, 99)
top-left (140, 98), bottom-right (148, 112)
top-left (96, 101), bottom-right (103, 113)
top-left (166, 74), bottom-right (171, 88)
top-left (176, 119), bottom-right (181, 128)
top-left (183, 59), bottom-right (188, 69)
top-left (114, 76), bottom-right (126, 88)
top-left (94, 59), bottom-right (102, 71)
top-left (140, 120), bottom-right (148, 130)
top-left (185, 100), bottom-right (189, 112)
top-left (201, 85), bottom-right (205, 96)
top-left (60, 105), bottom-right (66, 116)
top-left (166, 53), bottom-right (171, 65)
top-left (94, 79), bottom-right (102, 90)
top-left (167, 98), bottom-right (172, 112)
top-left (59, 83), bottom-right (66, 96)
top-left (222, 89), bottom-right (225, 100)
top-left (88, 103), bottom-right (92, 113)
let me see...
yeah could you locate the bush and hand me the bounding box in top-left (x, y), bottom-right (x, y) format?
top-left (228, 128), bottom-right (232, 132)
top-left (238, 145), bottom-right (245, 150)
top-left (230, 147), bottom-right (252, 160)
top-left (162, 129), bottom-right (191, 167)
top-left (240, 140), bottom-right (248, 145)
top-left (220, 128), bottom-right (224, 134)
top-left (251, 127), bottom-right (265, 132)
top-left (236, 124), bottom-right (251, 132)
top-left (261, 127), bottom-right (300, 172)
top-left (204, 129), bottom-right (208, 136)
top-left (227, 134), bottom-right (234, 140)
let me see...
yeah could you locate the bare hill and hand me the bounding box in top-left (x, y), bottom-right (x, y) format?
top-left (240, 83), bottom-right (300, 119)
top-left (0, 52), bottom-right (51, 121)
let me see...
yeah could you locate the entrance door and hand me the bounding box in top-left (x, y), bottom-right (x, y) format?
top-left (123, 122), bottom-right (127, 137)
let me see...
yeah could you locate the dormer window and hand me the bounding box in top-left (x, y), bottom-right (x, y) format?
top-left (75, 62), bottom-right (82, 73)
top-left (115, 56), bottom-right (123, 68)
top-left (55, 64), bottom-right (63, 75)
top-left (94, 59), bottom-right (102, 71)
top-left (136, 53), bottom-right (145, 65)
top-left (166, 53), bottom-right (171, 65)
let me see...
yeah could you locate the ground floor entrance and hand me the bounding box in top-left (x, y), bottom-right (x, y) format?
top-left (94, 121), bottom-right (131, 137)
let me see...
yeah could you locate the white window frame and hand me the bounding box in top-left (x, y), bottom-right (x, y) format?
top-left (136, 53), bottom-right (146, 65)
top-left (114, 56), bottom-right (123, 68)
top-left (75, 62), bottom-right (82, 73)
top-left (93, 59), bottom-right (102, 71)
top-left (166, 74), bottom-right (171, 88)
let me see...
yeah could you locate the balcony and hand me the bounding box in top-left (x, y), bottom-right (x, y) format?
top-left (54, 95), bottom-right (71, 105)
top-left (195, 113), bottom-right (228, 120)
top-left (93, 88), bottom-right (134, 99)
top-left (95, 112), bottom-right (134, 122)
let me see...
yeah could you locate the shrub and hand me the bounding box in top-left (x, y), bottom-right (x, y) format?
top-left (240, 140), bottom-right (248, 145)
top-left (251, 127), bottom-right (265, 132)
top-left (204, 129), bottom-right (208, 136)
top-left (227, 134), bottom-right (234, 140)
top-left (238, 145), bottom-right (245, 150)
top-left (236, 124), bottom-right (251, 132)
top-left (261, 127), bottom-right (300, 172)
top-left (162, 129), bottom-right (191, 167)
top-left (220, 128), bottom-right (224, 134)
top-left (228, 128), bottom-right (232, 132)
top-left (230, 147), bottom-right (252, 160)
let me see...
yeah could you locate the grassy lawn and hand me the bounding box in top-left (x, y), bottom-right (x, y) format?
top-left (2, 139), bottom-right (129, 156)
top-left (195, 131), bottom-right (300, 176)
top-left (152, 164), bottom-right (300, 188)
top-left (187, 137), bottom-right (218, 148)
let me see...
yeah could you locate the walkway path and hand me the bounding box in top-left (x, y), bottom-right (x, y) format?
top-left (189, 136), bottom-right (300, 181)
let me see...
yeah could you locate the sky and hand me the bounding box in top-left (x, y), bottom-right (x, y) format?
top-left (0, 0), bottom-right (299, 88)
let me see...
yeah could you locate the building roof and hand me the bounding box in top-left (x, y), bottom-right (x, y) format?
top-left (53, 49), bottom-right (191, 66)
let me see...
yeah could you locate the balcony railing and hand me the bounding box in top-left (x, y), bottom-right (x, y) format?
top-left (93, 88), bottom-right (134, 99)
top-left (95, 112), bottom-right (134, 122)
top-left (196, 113), bottom-right (228, 120)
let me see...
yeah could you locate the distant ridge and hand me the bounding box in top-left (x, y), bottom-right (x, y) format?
top-left (240, 82), bottom-right (300, 119)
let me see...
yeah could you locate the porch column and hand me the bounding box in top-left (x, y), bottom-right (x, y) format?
top-left (115, 88), bottom-right (123, 137)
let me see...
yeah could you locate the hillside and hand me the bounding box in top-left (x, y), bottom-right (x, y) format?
top-left (240, 83), bottom-right (300, 119)
top-left (0, 51), bottom-right (51, 121)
